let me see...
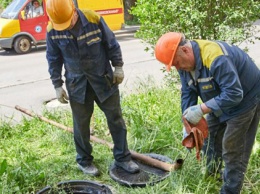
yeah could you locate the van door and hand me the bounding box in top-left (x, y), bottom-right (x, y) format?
top-left (19, 0), bottom-right (48, 41)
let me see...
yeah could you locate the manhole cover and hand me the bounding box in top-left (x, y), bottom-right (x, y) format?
top-left (109, 153), bottom-right (175, 187)
top-left (37, 180), bottom-right (113, 194)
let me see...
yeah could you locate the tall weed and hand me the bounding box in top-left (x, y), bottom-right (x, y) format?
top-left (0, 78), bottom-right (259, 193)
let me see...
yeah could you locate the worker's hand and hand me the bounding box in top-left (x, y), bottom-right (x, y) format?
top-left (55, 87), bottom-right (69, 104)
top-left (183, 104), bottom-right (203, 125)
top-left (113, 66), bottom-right (124, 84)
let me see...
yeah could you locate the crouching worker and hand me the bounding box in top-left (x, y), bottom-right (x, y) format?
top-left (155, 32), bottom-right (260, 194)
top-left (46, 0), bottom-right (139, 176)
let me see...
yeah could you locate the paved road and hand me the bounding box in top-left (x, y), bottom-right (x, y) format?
top-left (238, 20), bottom-right (260, 67)
top-left (1, 22), bottom-right (259, 124)
top-left (0, 28), bottom-right (166, 124)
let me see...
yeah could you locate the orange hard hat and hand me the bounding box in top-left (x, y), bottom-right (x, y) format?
top-left (154, 32), bottom-right (182, 71)
top-left (46, 0), bottom-right (75, 31)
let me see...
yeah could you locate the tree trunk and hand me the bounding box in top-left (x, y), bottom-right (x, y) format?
top-left (124, 0), bottom-right (136, 21)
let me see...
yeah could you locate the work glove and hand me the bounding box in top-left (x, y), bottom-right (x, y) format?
top-left (183, 104), bottom-right (203, 125)
top-left (55, 87), bottom-right (69, 104)
top-left (113, 66), bottom-right (124, 84)
top-left (182, 116), bottom-right (208, 160)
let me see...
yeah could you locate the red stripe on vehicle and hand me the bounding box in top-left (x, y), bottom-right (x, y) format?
top-left (95, 8), bottom-right (123, 16)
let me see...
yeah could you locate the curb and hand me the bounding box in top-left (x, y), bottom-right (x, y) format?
top-left (0, 26), bottom-right (140, 52)
top-left (113, 25), bottom-right (140, 35)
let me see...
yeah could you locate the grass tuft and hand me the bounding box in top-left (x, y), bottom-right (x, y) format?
top-left (0, 77), bottom-right (259, 193)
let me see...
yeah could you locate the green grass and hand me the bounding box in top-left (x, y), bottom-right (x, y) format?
top-left (0, 78), bottom-right (260, 194)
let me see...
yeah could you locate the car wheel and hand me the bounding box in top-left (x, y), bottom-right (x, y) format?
top-left (14, 36), bottom-right (32, 54)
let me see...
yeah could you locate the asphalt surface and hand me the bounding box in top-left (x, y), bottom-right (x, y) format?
top-left (0, 22), bottom-right (260, 124)
top-left (0, 25), bottom-right (166, 123)
top-left (44, 21), bottom-right (260, 112)
top-left (118, 22), bottom-right (260, 68)
top-left (237, 19), bottom-right (260, 68)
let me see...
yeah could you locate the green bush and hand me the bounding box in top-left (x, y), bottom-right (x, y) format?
top-left (0, 0), bottom-right (12, 9)
top-left (131, 0), bottom-right (260, 48)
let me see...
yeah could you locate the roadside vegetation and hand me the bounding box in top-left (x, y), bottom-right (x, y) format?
top-left (0, 0), bottom-right (11, 10)
top-left (131, 0), bottom-right (260, 51)
top-left (1, 77), bottom-right (260, 193)
top-left (1, 0), bottom-right (260, 193)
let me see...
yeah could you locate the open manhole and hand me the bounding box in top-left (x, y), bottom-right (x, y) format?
top-left (44, 98), bottom-right (69, 108)
top-left (36, 180), bottom-right (113, 194)
top-left (109, 153), bottom-right (177, 187)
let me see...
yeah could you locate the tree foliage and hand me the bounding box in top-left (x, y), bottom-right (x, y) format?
top-left (131, 0), bottom-right (260, 48)
top-left (0, 0), bottom-right (12, 9)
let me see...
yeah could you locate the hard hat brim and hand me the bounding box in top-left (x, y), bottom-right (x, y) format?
top-left (166, 38), bottom-right (181, 71)
top-left (155, 32), bottom-right (182, 72)
top-left (51, 13), bottom-right (74, 31)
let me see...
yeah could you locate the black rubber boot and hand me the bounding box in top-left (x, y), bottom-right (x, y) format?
top-left (77, 163), bottom-right (100, 176)
top-left (115, 160), bottom-right (140, 173)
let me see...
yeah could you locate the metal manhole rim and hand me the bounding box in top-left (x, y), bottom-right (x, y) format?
top-left (36, 179), bottom-right (113, 194)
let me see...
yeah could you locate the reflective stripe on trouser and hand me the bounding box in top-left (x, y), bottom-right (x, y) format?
top-left (203, 102), bottom-right (260, 194)
top-left (70, 83), bottom-right (131, 167)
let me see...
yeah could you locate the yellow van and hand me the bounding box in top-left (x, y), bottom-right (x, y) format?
top-left (76, 0), bottom-right (124, 31)
top-left (0, 0), bottom-right (125, 54)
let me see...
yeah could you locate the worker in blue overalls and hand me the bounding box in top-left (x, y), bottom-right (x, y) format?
top-left (155, 32), bottom-right (260, 194)
top-left (46, 0), bottom-right (139, 176)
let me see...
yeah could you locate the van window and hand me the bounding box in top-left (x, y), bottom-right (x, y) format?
top-left (27, 0), bottom-right (44, 18)
top-left (0, 0), bottom-right (27, 19)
